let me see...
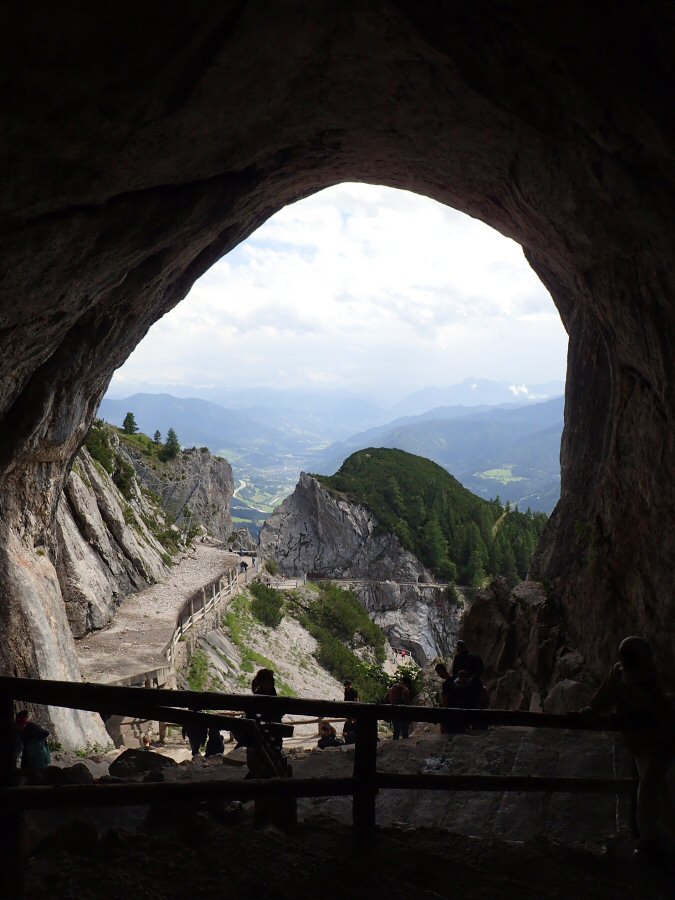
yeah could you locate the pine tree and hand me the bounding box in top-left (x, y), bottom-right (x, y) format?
top-left (161, 427), bottom-right (180, 460)
top-left (153, 430), bottom-right (162, 444)
top-left (122, 412), bottom-right (138, 435)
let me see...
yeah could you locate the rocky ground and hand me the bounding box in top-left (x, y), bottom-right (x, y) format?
top-left (23, 727), bottom-right (675, 898)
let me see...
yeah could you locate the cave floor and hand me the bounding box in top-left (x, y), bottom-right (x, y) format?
top-left (25, 815), bottom-right (674, 900)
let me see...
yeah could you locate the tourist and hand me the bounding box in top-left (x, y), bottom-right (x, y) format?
top-left (385, 675), bottom-right (414, 740)
top-left (183, 709), bottom-right (208, 757)
top-left (580, 636), bottom-right (675, 862)
top-left (343, 679), bottom-right (359, 702)
top-left (452, 640), bottom-right (484, 679)
top-left (342, 718), bottom-right (357, 745)
top-left (205, 726), bottom-right (225, 757)
top-left (251, 668), bottom-right (283, 752)
top-left (435, 662), bottom-right (455, 734)
top-left (15, 711), bottom-right (51, 770)
top-left (317, 722), bottom-right (343, 749)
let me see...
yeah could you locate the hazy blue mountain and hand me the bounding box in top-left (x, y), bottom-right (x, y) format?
top-left (390, 378), bottom-right (565, 418)
top-left (104, 385), bottom-right (388, 442)
top-left (310, 397), bottom-right (564, 513)
top-left (99, 394), bottom-right (292, 452)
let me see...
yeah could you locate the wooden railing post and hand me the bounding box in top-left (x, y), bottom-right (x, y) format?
top-left (0, 689), bottom-right (23, 899)
top-left (353, 716), bottom-right (378, 832)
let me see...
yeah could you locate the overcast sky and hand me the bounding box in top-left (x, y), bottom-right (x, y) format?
top-left (111, 183), bottom-right (568, 404)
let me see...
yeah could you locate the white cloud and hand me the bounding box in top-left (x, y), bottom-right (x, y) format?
top-left (113, 184), bottom-right (567, 401)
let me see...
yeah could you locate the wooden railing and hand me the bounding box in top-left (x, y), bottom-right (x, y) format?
top-left (164, 566), bottom-right (240, 665)
top-left (0, 676), bottom-right (634, 897)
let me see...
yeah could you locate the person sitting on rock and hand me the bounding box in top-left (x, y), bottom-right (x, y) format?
top-left (15, 711), bottom-right (51, 771)
top-left (317, 722), bottom-right (343, 749)
top-left (452, 640), bottom-right (484, 679)
top-left (579, 636), bottom-right (675, 862)
top-left (205, 726), bottom-right (225, 757)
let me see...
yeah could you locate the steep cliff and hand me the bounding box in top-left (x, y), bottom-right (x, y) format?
top-left (118, 441), bottom-right (233, 542)
top-left (259, 473), bottom-right (460, 662)
top-left (54, 448), bottom-right (170, 638)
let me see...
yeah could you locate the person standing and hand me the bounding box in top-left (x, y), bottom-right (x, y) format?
top-left (452, 640), bottom-right (484, 679)
top-left (385, 675), bottom-right (414, 740)
top-left (580, 636), bottom-right (675, 862)
top-left (15, 711), bottom-right (51, 771)
top-left (183, 709), bottom-right (208, 758)
top-left (343, 679), bottom-right (359, 702)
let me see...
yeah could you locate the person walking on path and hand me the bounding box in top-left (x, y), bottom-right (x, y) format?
top-left (385, 675), bottom-right (415, 740)
top-left (580, 635), bottom-right (675, 862)
top-left (15, 711), bottom-right (51, 771)
top-left (183, 709), bottom-right (208, 758)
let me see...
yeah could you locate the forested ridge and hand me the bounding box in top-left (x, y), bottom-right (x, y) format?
top-left (314, 448), bottom-right (547, 586)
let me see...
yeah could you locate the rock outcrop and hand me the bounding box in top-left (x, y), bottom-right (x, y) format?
top-left (460, 578), bottom-right (594, 712)
top-left (119, 443), bottom-right (234, 542)
top-left (260, 474), bottom-right (429, 582)
top-left (54, 448), bottom-right (170, 637)
top-left (1, 5), bottom-right (675, 727)
top-left (260, 474), bottom-right (460, 662)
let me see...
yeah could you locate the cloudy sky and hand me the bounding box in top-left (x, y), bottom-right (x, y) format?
top-left (111, 183), bottom-right (568, 404)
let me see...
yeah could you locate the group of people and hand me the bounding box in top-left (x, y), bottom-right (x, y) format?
top-left (435, 639), bottom-right (489, 732)
top-left (317, 679), bottom-right (359, 748)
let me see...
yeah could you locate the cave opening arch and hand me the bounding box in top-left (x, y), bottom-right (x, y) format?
top-left (1, 1), bottom-right (674, 738)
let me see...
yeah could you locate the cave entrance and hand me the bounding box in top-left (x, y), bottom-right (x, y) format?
top-left (2, 2), bottom-right (673, 697)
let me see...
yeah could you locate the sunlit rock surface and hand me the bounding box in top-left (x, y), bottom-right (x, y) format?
top-left (260, 473), bottom-right (460, 661)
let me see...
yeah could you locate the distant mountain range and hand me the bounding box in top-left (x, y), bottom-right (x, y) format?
top-left (100, 377), bottom-right (565, 525)
top-left (309, 397), bottom-right (564, 513)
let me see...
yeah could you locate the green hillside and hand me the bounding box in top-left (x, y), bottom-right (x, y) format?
top-left (314, 448), bottom-right (547, 586)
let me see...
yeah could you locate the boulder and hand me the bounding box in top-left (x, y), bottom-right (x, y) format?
top-left (108, 749), bottom-right (178, 778)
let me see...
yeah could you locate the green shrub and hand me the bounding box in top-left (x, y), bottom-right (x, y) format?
top-left (304, 583), bottom-right (386, 663)
top-left (187, 650), bottom-right (209, 691)
top-left (249, 581), bottom-right (284, 628)
top-left (85, 421), bottom-right (115, 473)
top-left (113, 457), bottom-right (136, 500)
top-left (264, 558), bottom-right (280, 576)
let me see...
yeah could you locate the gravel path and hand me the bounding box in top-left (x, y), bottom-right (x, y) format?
top-left (76, 543), bottom-right (240, 684)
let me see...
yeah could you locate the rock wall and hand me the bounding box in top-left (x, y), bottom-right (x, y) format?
top-left (460, 578), bottom-right (594, 713)
top-left (54, 449), bottom-right (169, 637)
top-left (357, 581), bottom-right (464, 665)
top-left (259, 474), bottom-right (461, 662)
top-left (259, 473), bottom-right (430, 581)
top-left (119, 443), bottom-right (234, 541)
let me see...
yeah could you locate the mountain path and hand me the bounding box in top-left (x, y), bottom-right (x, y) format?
top-left (76, 543), bottom-right (240, 684)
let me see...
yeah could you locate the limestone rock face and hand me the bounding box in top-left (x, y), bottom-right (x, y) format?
top-left (357, 581), bottom-right (464, 664)
top-left (1, 5), bottom-right (675, 713)
top-left (119, 444), bottom-right (233, 542)
top-left (460, 578), bottom-right (595, 711)
top-left (260, 474), bottom-right (459, 662)
top-left (54, 449), bottom-right (169, 638)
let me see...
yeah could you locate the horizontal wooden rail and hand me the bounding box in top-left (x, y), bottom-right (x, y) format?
top-left (375, 773), bottom-right (636, 794)
top-left (0, 772), bottom-right (636, 812)
top-left (0, 777), bottom-right (357, 810)
top-left (0, 677), bottom-right (621, 732)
